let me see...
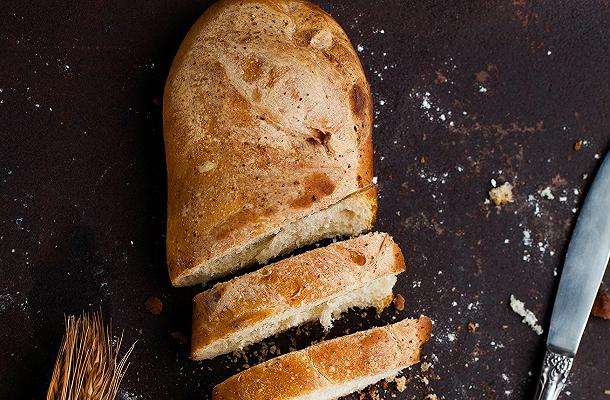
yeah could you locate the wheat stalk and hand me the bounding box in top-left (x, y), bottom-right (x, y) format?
top-left (46, 310), bottom-right (135, 400)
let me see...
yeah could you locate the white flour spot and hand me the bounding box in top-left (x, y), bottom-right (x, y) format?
top-left (510, 295), bottom-right (544, 335)
top-left (539, 187), bottom-right (555, 200)
top-left (527, 195), bottom-right (541, 217)
top-left (118, 390), bottom-right (142, 400)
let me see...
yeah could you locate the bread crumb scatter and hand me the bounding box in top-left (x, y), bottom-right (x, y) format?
top-left (509, 295), bottom-right (543, 335)
top-left (144, 296), bottom-right (162, 315)
top-left (489, 182), bottom-right (514, 206)
top-left (592, 290), bottom-right (610, 319)
top-left (393, 294), bottom-right (405, 311)
top-left (394, 376), bottom-right (407, 392)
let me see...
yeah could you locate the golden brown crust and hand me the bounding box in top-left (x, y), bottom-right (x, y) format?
top-left (212, 317), bottom-right (432, 400)
top-left (191, 232), bottom-right (405, 359)
top-left (163, 0), bottom-right (374, 286)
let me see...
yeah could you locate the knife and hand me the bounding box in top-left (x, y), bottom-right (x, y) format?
top-left (534, 151), bottom-right (610, 400)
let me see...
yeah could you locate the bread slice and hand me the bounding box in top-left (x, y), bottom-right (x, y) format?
top-left (191, 232), bottom-right (404, 360)
top-left (212, 317), bottom-right (432, 400)
top-left (164, 0), bottom-right (375, 287)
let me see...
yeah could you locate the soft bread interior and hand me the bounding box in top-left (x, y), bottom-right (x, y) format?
top-left (178, 187), bottom-right (375, 286)
top-left (297, 368), bottom-right (403, 400)
top-left (193, 274), bottom-right (396, 360)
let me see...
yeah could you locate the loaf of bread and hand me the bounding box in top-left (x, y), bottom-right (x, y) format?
top-left (212, 316), bottom-right (432, 400)
top-left (163, 0), bottom-right (375, 287)
top-left (191, 232), bottom-right (405, 360)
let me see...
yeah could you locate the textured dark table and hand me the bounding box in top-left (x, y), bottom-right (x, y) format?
top-left (1, 1), bottom-right (609, 399)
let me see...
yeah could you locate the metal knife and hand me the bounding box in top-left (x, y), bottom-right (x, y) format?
top-left (534, 151), bottom-right (610, 400)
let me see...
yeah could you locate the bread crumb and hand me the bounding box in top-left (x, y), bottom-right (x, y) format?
top-left (467, 322), bottom-right (478, 333)
top-left (489, 182), bottom-right (514, 206)
top-left (573, 140), bottom-right (583, 151)
top-left (393, 294), bottom-right (405, 311)
top-left (592, 290), bottom-right (610, 319)
top-left (510, 295), bottom-right (543, 335)
top-left (435, 70), bottom-right (448, 84)
top-left (420, 362), bottom-right (431, 372)
top-left (419, 375), bottom-right (430, 385)
top-left (501, 324), bottom-right (509, 330)
top-left (394, 376), bottom-right (407, 392)
top-left (144, 296), bottom-right (162, 315)
top-left (425, 395), bottom-right (439, 400)
top-left (604, 389), bottom-right (610, 395)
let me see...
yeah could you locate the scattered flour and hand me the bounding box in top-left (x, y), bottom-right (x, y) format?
top-left (522, 230), bottom-right (533, 247)
top-left (539, 187), bottom-right (555, 200)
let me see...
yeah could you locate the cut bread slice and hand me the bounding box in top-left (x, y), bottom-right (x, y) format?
top-left (212, 316), bottom-right (432, 400)
top-left (191, 232), bottom-right (403, 360)
top-left (176, 186), bottom-right (377, 287)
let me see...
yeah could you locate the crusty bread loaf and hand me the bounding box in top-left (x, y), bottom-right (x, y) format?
top-left (163, 0), bottom-right (375, 287)
top-left (212, 317), bottom-right (432, 400)
top-left (191, 232), bottom-right (405, 360)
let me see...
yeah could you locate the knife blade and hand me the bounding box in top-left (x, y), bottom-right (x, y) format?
top-left (534, 151), bottom-right (610, 400)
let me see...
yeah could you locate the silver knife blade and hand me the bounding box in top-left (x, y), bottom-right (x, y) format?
top-left (534, 151), bottom-right (610, 400)
top-left (547, 151), bottom-right (610, 355)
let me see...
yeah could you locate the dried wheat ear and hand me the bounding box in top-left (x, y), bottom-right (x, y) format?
top-left (46, 310), bottom-right (135, 400)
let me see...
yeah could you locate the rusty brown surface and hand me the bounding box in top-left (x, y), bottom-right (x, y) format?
top-left (1, 1), bottom-right (609, 399)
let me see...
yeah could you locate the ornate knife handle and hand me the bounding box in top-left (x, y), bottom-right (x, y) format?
top-left (534, 349), bottom-right (574, 400)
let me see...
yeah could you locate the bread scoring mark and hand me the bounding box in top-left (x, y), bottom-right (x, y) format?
top-left (309, 29), bottom-right (333, 50)
top-left (207, 284), bottom-right (227, 310)
top-left (306, 128), bottom-right (333, 154)
top-left (350, 84), bottom-right (367, 118)
top-left (252, 87), bottom-right (262, 102)
top-left (290, 173), bottom-right (336, 208)
top-left (242, 55), bottom-right (263, 83)
top-left (213, 208), bottom-right (254, 240)
top-left (231, 309), bottom-right (274, 330)
top-left (335, 246), bottom-right (367, 265)
top-left (266, 66), bottom-right (289, 88)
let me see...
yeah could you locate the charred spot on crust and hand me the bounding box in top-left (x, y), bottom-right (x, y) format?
top-left (291, 173), bottom-right (336, 208)
top-left (350, 83), bottom-right (367, 118)
top-left (348, 250), bottom-right (367, 265)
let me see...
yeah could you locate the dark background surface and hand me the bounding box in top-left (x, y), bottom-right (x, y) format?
top-left (1, 1), bottom-right (609, 399)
